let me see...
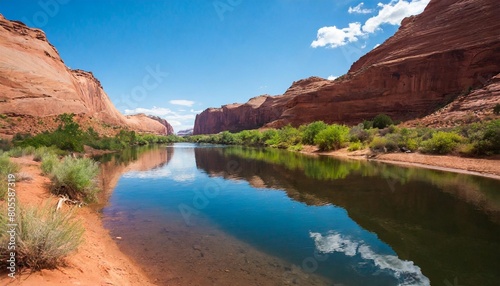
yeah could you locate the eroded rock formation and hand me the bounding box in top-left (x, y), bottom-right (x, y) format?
top-left (0, 14), bottom-right (173, 136)
top-left (194, 0), bottom-right (500, 134)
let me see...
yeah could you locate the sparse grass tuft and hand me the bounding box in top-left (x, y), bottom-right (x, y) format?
top-left (0, 155), bottom-right (20, 199)
top-left (0, 202), bottom-right (84, 271)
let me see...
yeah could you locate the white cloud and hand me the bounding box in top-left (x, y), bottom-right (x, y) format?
top-left (190, 109), bottom-right (204, 113)
top-left (362, 0), bottom-right (430, 33)
top-left (311, 22), bottom-right (363, 48)
top-left (348, 2), bottom-right (373, 14)
top-left (311, 0), bottom-right (430, 49)
top-left (310, 232), bottom-right (430, 285)
top-left (168, 120), bottom-right (182, 127)
top-left (374, 43), bottom-right (381, 49)
top-left (327, 75), bottom-right (338, 81)
top-left (124, 106), bottom-right (174, 116)
top-left (169, 99), bottom-right (195, 107)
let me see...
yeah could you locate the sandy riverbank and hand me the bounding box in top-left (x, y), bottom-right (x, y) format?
top-left (0, 156), bottom-right (155, 286)
top-left (300, 145), bottom-right (500, 179)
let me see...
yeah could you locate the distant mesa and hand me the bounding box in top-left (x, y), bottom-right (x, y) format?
top-left (193, 0), bottom-right (500, 135)
top-left (0, 14), bottom-right (173, 137)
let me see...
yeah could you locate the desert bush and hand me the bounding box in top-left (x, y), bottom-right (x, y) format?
top-left (369, 136), bottom-right (387, 152)
top-left (50, 156), bottom-right (99, 203)
top-left (384, 133), bottom-right (401, 152)
top-left (369, 135), bottom-right (399, 152)
top-left (41, 153), bottom-right (59, 175)
top-left (265, 125), bottom-right (301, 149)
top-left (7, 147), bottom-right (25, 158)
top-left (347, 142), bottom-right (363, 152)
top-left (0, 155), bottom-right (20, 175)
top-left (237, 130), bottom-right (263, 146)
top-left (362, 120), bottom-right (373, 130)
top-left (302, 121), bottom-right (327, 145)
top-left (314, 124), bottom-right (350, 151)
top-left (0, 138), bottom-right (12, 151)
top-left (0, 202), bottom-right (84, 270)
top-left (349, 123), bottom-right (371, 143)
top-left (397, 128), bottom-right (419, 151)
top-left (0, 155), bottom-right (20, 199)
top-left (470, 120), bottom-right (500, 155)
top-left (420, 131), bottom-right (463, 154)
top-left (262, 129), bottom-right (278, 142)
top-left (33, 146), bottom-right (62, 162)
top-left (219, 131), bottom-right (239, 145)
top-left (372, 114), bottom-right (394, 129)
top-left (287, 143), bottom-right (303, 152)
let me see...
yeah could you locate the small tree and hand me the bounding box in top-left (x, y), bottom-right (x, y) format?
top-left (372, 114), bottom-right (394, 129)
top-left (302, 121), bottom-right (327, 145)
top-left (314, 124), bottom-right (350, 151)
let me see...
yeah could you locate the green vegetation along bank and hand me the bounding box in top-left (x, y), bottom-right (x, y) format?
top-left (188, 115), bottom-right (500, 157)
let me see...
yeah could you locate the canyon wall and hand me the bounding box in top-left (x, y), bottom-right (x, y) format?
top-left (194, 0), bottom-right (500, 134)
top-left (0, 14), bottom-right (173, 136)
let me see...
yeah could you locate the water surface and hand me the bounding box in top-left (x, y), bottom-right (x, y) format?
top-left (101, 143), bottom-right (500, 286)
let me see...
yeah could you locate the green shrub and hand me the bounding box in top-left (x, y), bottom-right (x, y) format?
top-left (265, 125), bottom-right (301, 149)
top-left (373, 114), bottom-right (394, 129)
top-left (0, 139), bottom-right (12, 151)
top-left (219, 131), bottom-right (239, 145)
top-left (349, 123), bottom-right (371, 142)
top-left (369, 137), bottom-right (387, 152)
top-left (302, 121), bottom-right (327, 145)
top-left (362, 120), bottom-right (373, 130)
top-left (0, 155), bottom-right (20, 175)
top-left (471, 120), bottom-right (500, 155)
top-left (458, 143), bottom-right (475, 156)
top-left (288, 144), bottom-right (303, 152)
top-left (33, 146), bottom-right (61, 162)
top-left (421, 131), bottom-right (463, 154)
top-left (41, 153), bottom-right (59, 175)
top-left (0, 202), bottom-right (84, 270)
top-left (50, 156), bottom-right (99, 203)
top-left (7, 147), bottom-right (24, 158)
top-left (237, 130), bottom-right (263, 146)
top-left (369, 135), bottom-right (399, 152)
top-left (398, 128), bottom-right (419, 151)
top-left (0, 156), bottom-right (20, 200)
top-left (384, 133), bottom-right (400, 152)
top-left (314, 124), bottom-right (350, 151)
top-left (347, 142), bottom-right (363, 152)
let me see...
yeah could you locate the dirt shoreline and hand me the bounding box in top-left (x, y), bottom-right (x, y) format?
top-left (300, 146), bottom-right (500, 180)
top-left (0, 157), bottom-right (155, 286)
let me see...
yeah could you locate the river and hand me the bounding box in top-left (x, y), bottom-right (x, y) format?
top-left (98, 143), bottom-right (500, 286)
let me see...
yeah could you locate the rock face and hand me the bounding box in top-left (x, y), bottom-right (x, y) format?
top-left (0, 14), bottom-right (173, 136)
top-left (194, 0), bottom-right (500, 134)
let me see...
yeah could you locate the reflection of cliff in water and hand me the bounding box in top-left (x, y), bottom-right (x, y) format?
top-left (95, 145), bottom-right (174, 207)
top-left (194, 146), bottom-right (500, 286)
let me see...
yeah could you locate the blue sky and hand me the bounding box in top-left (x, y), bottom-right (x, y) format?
top-left (0, 0), bottom-right (429, 132)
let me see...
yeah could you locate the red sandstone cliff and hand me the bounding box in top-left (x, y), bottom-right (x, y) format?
top-left (0, 14), bottom-right (173, 136)
top-left (194, 0), bottom-right (500, 135)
